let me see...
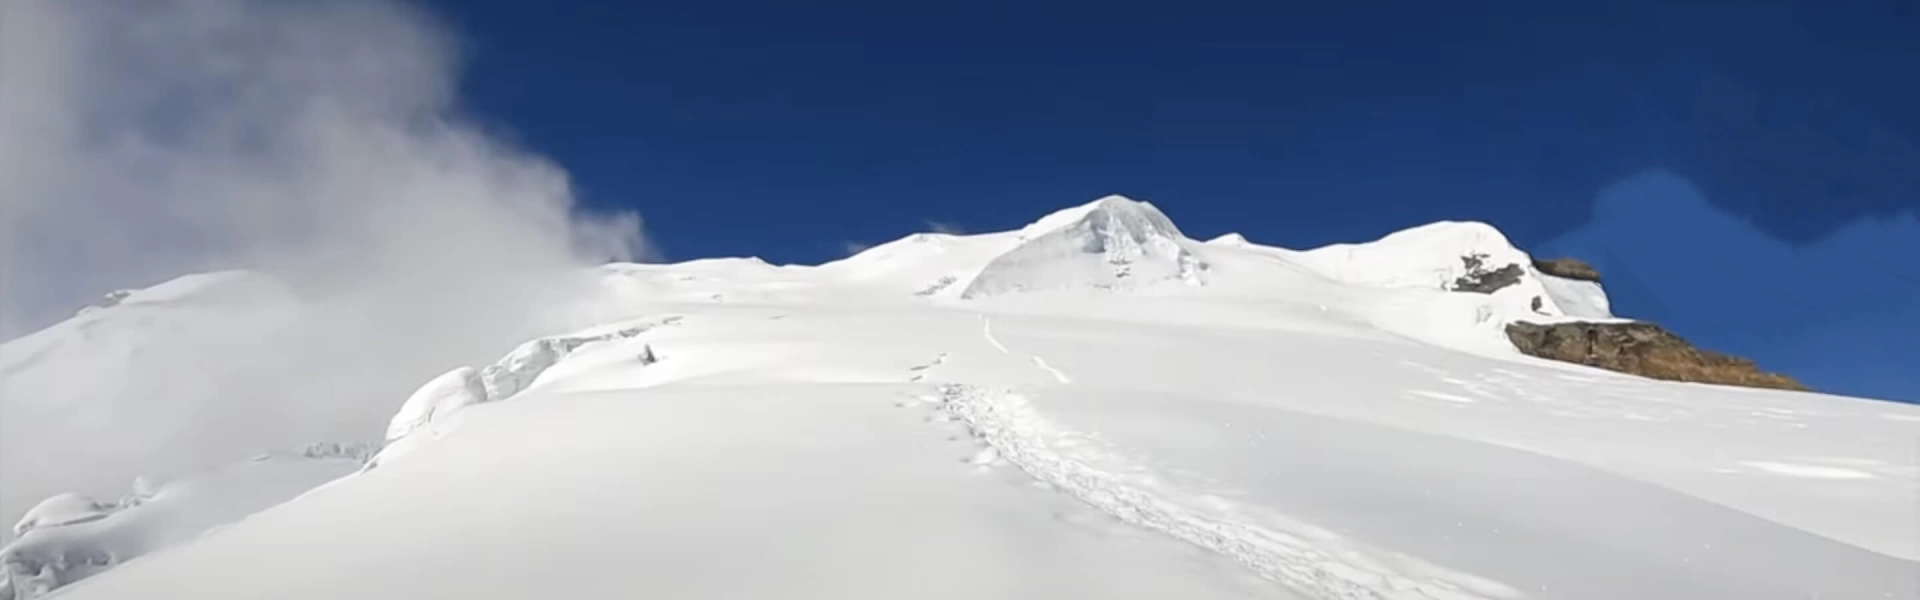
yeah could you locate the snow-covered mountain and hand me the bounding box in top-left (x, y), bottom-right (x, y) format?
top-left (3, 196), bottom-right (1914, 600)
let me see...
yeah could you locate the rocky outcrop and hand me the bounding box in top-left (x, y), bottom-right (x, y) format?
top-left (1531, 258), bottom-right (1602, 282)
top-left (1449, 254), bottom-right (1525, 294)
top-left (1505, 321), bottom-right (1807, 391)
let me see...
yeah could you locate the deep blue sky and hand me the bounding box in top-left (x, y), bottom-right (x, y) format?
top-left (425, 0), bottom-right (1919, 402)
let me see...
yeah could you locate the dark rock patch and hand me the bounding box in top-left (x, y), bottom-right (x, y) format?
top-left (1450, 254), bottom-right (1526, 294)
top-left (1505, 321), bottom-right (1807, 391)
top-left (1532, 258), bottom-right (1602, 283)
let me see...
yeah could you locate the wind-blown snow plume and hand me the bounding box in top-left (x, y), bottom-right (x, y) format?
top-left (0, 0), bottom-right (647, 525)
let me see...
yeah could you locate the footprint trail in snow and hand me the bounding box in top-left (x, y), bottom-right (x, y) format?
top-left (920, 381), bottom-right (1504, 600)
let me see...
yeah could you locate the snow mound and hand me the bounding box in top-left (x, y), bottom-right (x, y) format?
top-left (1257, 220), bottom-right (1626, 352)
top-left (1294, 221), bottom-right (1530, 290)
top-left (961, 195), bottom-right (1209, 298)
top-left (1304, 221), bottom-right (1616, 316)
top-left (0, 454), bottom-right (357, 599)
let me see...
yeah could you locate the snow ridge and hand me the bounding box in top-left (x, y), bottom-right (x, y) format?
top-left (375, 317), bottom-right (682, 464)
top-left (932, 384), bottom-right (1503, 600)
top-left (481, 317), bottom-right (680, 402)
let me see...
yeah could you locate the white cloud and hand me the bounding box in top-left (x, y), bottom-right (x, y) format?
top-left (0, 0), bottom-right (650, 521)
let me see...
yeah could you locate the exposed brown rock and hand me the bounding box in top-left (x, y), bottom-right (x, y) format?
top-left (1532, 257), bottom-right (1602, 282)
top-left (1450, 254), bottom-right (1525, 294)
top-left (1505, 321), bottom-right (1808, 391)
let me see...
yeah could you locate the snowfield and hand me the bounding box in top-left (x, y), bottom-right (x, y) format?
top-left (4, 196), bottom-right (1915, 599)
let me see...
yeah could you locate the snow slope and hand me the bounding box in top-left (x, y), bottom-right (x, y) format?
top-left (0, 451), bottom-right (361, 598)
top-left (0, 268), bottom-right (613, 535)
top-left (0, 271), bottom-right (309, 530)
top-left (6, 195), bottom-right (1915, 600)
